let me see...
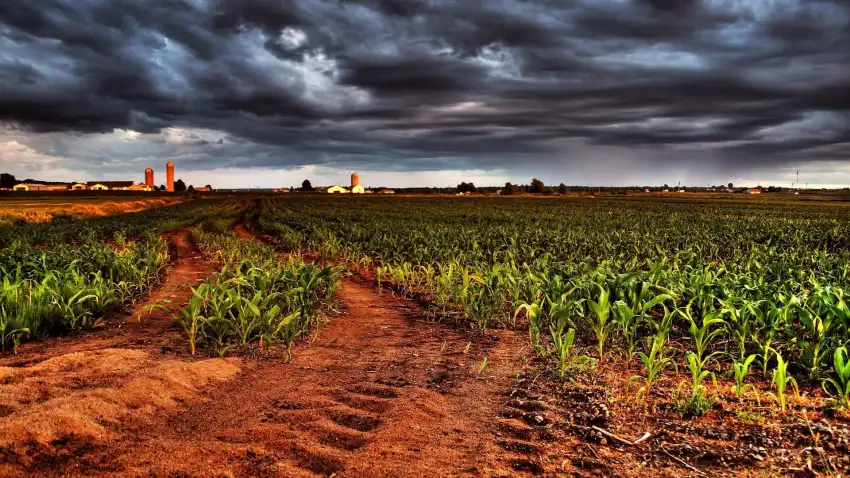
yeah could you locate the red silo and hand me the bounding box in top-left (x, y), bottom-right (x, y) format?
top-left (351, 172), bottom-right (360, 187)
top-left (144, 168), bottom-right (154, 187)
top-left (166, 162), bottom-right (175, 192)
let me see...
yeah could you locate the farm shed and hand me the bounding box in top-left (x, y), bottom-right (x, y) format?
top-left (71, 183), bottom-right (87, 191)
top-left (12, 184), bottom-right (52, 191)
top-left (87, 181), bottom-right (134, 191)
top-left (325, 185), bottom-right (349, 194)
top-left (350, 184), bottom-right (365, 194)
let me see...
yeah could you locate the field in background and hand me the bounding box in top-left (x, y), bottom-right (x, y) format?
top-left (0, 196), bottom-right (184, 224)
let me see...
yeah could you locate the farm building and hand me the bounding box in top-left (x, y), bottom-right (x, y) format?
top-left (87, 181), bottom-right (134, 191)
top-left (12, 184), bottom-right (53, 191)
top-left (194, 186), bottom-right (212, 192)
top-left (71, 183), bottom-right (87, 191)
top-left (749, 188), bottom-right (762, 195)
top-left (126, 183), bottom-right (153, 191)
top-left (320, 172), bottom-right (368, 194)
top-left (377, 189), bottom-right (395, 194)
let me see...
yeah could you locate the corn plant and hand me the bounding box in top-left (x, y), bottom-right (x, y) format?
top-left (679, 300), bottom-right (726, 368)
top-left (797, 306), bottom-right (836, 381)
top-left (630, 330), bottom-right (676, 400)
top-left (515, 301), bottom-right (542, 351)
top-left (586, 284), bottom-right (613, 361)
top-left (770, 351), bottom-right (799, 412)
top-left (731, 354), bottom-right (759, 400)
top-left (675, 352), bottom-right (716, 417)
top-left (822, 346), bottom-right (850, 409)
top-left (549, 302), bottom-right (577, 379)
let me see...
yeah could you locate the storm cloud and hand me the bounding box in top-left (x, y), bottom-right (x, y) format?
top-left (0, 0), bottom-right (849, 186)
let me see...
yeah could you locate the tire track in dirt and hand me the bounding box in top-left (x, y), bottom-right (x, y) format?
top-left (49, 277), bottom-right (528, 477)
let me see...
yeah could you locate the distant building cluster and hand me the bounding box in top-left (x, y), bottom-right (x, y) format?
top-left (316, 172), bottom-right (394, 194)
top-left (6, 162), bottom-right (210, 192)
top-left (14, 181), bottom-right (150, 192)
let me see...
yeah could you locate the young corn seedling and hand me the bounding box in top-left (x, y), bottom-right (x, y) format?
top-left (550, 308), bottom-right (576, 379)
top-left (476, 356), bottom-right (488, 374)
top-left (613, 300), bottom-right (640, 364)
top-left (798, 306), bottom-right (835, 381)
top-left (770, 351), bottom-right (798, 412)
top-left (822, 346), bottom-right (850, 409)
top-left (151, 285), bottom-right (209, 356)
top-left (629, 330), bottom-right (676, 400)
top-left (515, 302), bottom-right (542, 352)
top-left (675, 352), bottom-right (717, 417)
top-left (679, 300), bottom-right (726, 367)
top-left (730, 354), bottom-right (759, 401)
top-left (586, 284), bottom-right (613, 361)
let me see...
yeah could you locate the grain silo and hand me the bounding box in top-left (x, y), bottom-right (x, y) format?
top-left (351, 172), bottom-right (360, 187)
top-left (166, 162), bottom-right (175, 192)
top-left (144, 168), bottom-right (154, 187)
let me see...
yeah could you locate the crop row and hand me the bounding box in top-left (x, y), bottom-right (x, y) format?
top-left (161, 225), bottom-right (342, 358)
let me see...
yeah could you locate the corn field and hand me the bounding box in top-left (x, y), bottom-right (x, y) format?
top-left (0, 199), bottom-right (240, 350)
top-left (255, 195), bottom-right (850, 412)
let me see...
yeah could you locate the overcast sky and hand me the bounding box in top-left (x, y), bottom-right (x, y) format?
top-left (1, 0), bottom-right (848, 188)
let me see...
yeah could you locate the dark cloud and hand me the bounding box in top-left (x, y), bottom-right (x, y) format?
top-left (1, 0), bottom-right (849, 176)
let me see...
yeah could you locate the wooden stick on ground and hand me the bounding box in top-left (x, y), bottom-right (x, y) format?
top-left (661, 447), bottom-right (706, 477)
top-left (591, 426), bottom-right (648, 446)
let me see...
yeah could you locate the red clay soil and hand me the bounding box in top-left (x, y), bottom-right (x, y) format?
top-left (1, 257), bottom-right (529, 476)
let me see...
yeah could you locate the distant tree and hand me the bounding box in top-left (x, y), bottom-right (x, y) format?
top-left (727, 182), bottom-right (734, 189)
top-left (301, 179), bottom-right (314, 192)
top-left (558, 183), bottom-right (568, 194)
top-left (663, 184), bottom-right (669, 189)
top-left (159, 184), bottom-right (166, 191)
top-left (187, 185), bottom-right (195, 192)
top-left (530, 178), bottom-right (546, 194)
top-left (501, 182), bottom-right (514, 195)
top-left (174, 179), bottom-right (187, 192)
top-left (205, 184), bottom-right (212, 190)
top-left (457, 182), bottom-right (477, 193)
top-left (0, 173), bottom-right (17, 189)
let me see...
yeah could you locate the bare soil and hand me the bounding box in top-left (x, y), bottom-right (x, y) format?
top-left (0, 231), bottom-right (529, 476)
top-left (495, 355), bottom-right (850, 477)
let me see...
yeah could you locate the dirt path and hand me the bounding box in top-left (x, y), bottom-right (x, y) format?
top-left (1, 224), bottom-right (531, 476)
top-left (3, 276), bottom-right (527, 477)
